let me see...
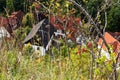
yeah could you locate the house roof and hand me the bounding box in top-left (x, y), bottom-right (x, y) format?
top-left (98, 32), bottom-right (120, 61)
top-left (109, 32), bottom-right (120, 42)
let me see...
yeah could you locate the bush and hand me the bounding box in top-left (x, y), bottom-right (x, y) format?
top-left (23, 43), bottom-right (34, 56)
top-left (107, 5), bottom-right (120, 32)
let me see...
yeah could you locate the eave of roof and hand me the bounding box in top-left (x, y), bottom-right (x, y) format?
top-left (23, 19), bottom-right (45, 43)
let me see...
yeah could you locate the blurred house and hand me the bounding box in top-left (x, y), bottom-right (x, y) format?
top-left (98, 32), bottom-right (120, 62)
top-left (23, 19), bottom-right (56, 54)
top-left (109, 32), bottom-right (120, 42)
top-left (0, 10), bottom-right (24, 37)
top-left (0, 27), bottom-right (10, 38)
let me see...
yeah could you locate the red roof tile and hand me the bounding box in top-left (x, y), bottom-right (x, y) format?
top-left (98, 32), bottom-right (120, 62)
top-left (109, 32), bottom-right (120, 42)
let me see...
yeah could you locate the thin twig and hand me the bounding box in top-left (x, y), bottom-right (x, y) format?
top-left (36, 1), bottom-right (50, 12)
top-left (68, 0), bottom-right (111, 54)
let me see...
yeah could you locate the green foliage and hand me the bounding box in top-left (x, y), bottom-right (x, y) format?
top-left (7, 51), bottom-right (17, 66)
top-left (22, 12), bottom-right (35, 27)
top-left (0, 39), bottom-right (120, 80)
top-left (6, 0), bottom-right (14, 13)
top-left (14, 12), bottom-right (35, 41)
top-left (94, 52), bottom-right (117, 79)
top-left (0, 0), bottom-right (6, 13)
top-left (107, 5), bottom-right (120, 32)
top-left (87, 0), bottom-right (104, 18)
top-left (49, 0), bottom-right (74, 16)
top-left (13, 0), bottom-right (25, 11)
top-left (0, 0), bottom-right (120, 79)
top-left (23, 43), bottom-right (34, 56)
top-left (96, 56), bottom-right (106, 64)
top-left (52, 46), bottom-right (59, 58)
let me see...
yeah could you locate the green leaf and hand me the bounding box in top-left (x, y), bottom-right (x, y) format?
top-left (106, 64), bottom-right (112, 72)
top-left (95, 68), bottom-right (100, 75)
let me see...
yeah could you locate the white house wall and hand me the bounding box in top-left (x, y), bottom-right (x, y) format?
top-left (0, 27), bottom-right (10, 38)
top-left (98, 45), bottom-right (110, 60)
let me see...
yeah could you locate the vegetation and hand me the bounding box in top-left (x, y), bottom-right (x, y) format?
top-left (107, 4), bottom-right (120, 32)
top-left (0, 39), bottom-right (119, 80)
top-left (0, 0), bottom-right (6, 14)
top-left (0, 0), bottom-right (120, 80)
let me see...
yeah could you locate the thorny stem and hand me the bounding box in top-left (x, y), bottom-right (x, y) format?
top-left (36, 0), bottom-right (50, 12)
top-left (98, 0), bottom-right (108, 59)
top-left (68, 0), bottom-right (119, 80)
top-left (68, 0), bottom-right (111, 54)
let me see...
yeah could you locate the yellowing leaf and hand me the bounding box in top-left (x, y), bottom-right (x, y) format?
top-left (35, 58), bottom-right (41, 63)
top-left (50, 0), bottom-right (54, 3)
top-left (65, 1), bottom-right (70, 7)
top-left (56, 3), bottom-right (60, 7)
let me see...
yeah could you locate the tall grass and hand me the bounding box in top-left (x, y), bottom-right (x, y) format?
top-left (0, 38), bottom-right (120, 80)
